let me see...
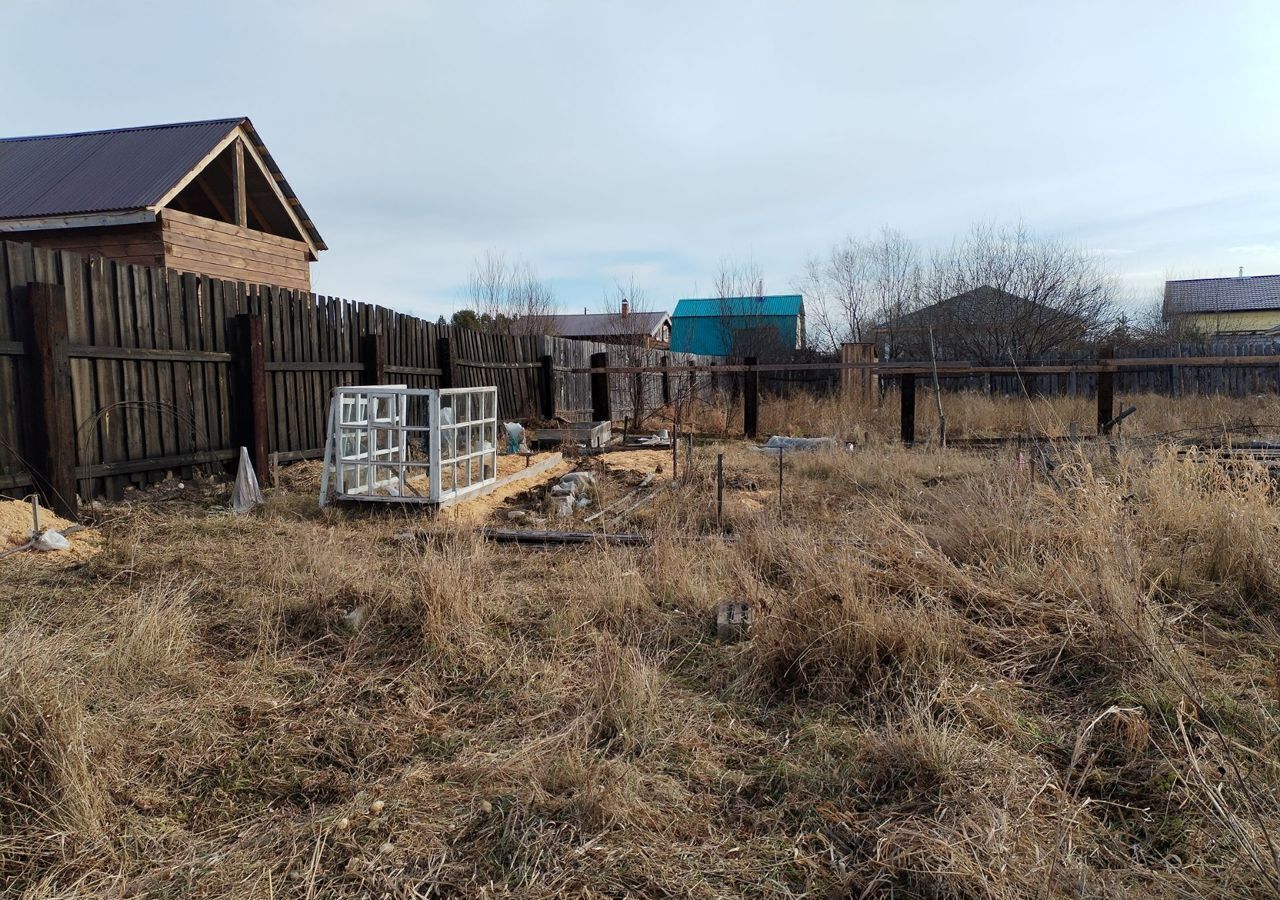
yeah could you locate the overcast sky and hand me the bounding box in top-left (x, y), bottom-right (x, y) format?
top-left (5, 1), bottom-right (1279, 320)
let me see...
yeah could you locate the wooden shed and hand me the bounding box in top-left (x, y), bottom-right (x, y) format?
top-left (0, 117), bottom-right (324, 290)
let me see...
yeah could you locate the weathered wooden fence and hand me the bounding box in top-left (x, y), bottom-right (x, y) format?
top-left (0, 240), bottom-right (724, 509)
top-left (871, 340), bottom-right (1280, 398)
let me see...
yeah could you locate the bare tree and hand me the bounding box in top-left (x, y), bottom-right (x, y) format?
top-left (711, 257), bottom-right (795, 359)
top-left (466, 250), bottom-right (555, 335)
top-left (714, 257), bottom-right (765, 300)
top-left (907, 221), bottom-right (1116, 362)
top-left (1128, 283), bottom-right (1207, 345)
top-left (801, 227), bottom-right (923, 352)
top-left (598, 276), bottom-right (659, 422)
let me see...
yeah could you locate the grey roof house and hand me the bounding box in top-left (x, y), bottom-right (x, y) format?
top-left (872, 285), bottom-right (1088, 362)
top-left (0, 117), bottom-right (324, 290)
top-left (1163, 273), bottom-right (1280, 334)
top-left (523, 300), bottom-right (671, 348)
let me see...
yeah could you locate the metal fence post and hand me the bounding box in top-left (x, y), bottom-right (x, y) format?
top-left (1097, 346), bottom-right (1115, 435)
top-left (590, 351), bottom-right (611, 423)
top-left (743, 356), bottom-right (759, 439)
top-left (900, 373), bottom-right (917, 445)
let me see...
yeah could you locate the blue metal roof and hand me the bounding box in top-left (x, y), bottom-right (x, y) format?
top-left (673, 295), bottom-right (805, 318)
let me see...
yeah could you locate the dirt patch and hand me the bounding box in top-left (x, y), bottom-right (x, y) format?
top-left (440, 453), bottom-right (575, 524)
top-left (596, 449), bottom-right (670, 480)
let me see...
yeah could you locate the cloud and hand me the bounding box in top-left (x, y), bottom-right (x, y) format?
top-left (3, 2), bottom-right (1278, 321)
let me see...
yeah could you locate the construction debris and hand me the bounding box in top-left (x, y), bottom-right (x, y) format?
top-left (627, 430), bottom-right (671, 448)
top-left (546, 471), bottom-right (598, 517)
top-left (532, 421), bottom-right (612, 449)
top-left (715, 601), bottom-right (753, 641)
top-left (758, 435), bottom-right (840, 453)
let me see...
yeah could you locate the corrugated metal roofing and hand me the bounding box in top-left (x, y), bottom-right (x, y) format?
top-left (672, 295), bottom-right (805, 318)
top-left (1165, 274), bottom-right (1280, 314)
top-left (0, 117), bottom-right (325, 250)
top-left (0, 118), bottom-right (242, 218)
top-left (522, 311), bottom-right (670, 337)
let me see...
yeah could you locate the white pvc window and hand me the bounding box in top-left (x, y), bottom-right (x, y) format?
top-left (320, 385), bottom-right (499, 506)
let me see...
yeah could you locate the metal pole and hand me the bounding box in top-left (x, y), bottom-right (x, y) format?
top-left (716, 453), bottom-right (724, 525)
top-left (671, 396), bottom-right (679, 481)
top-left (777, 451), bottom-right (783, 521)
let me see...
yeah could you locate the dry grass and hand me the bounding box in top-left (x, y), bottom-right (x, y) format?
top-left (748, 388), bottom-right (1280, 443)
top-left (3, 407), bottom-right (1280, 896)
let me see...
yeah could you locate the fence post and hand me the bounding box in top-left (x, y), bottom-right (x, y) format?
top-left (539, 354), bottom-right (556, 420)
top-left (841, 342), bottom-right (876, 406)
top-left (362, 332), bottom-right (386, 385)
top-left (660, 354), bottom-right (671, 406)
top-left (1096, 346), bottom-right (1115, 435)
top-left (20, 282), bottom-right (77, 519)
top-left (590, 351), bottom-right (611, 423)
top-left (900, 373), bottom-right (917, 445)
top-left (436, 335), bottom-right (456, 389)
top-left (232, 312), bottom-right (269, 478)
top-left (743, 355), bottom-right (759, 439)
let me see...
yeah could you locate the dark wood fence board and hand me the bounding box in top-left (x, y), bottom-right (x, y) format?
top-left (0, 244), bottom-right (26, 491)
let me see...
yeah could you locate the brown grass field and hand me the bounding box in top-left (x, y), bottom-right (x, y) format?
top-left (4, 392), bottom-right (1280, 898)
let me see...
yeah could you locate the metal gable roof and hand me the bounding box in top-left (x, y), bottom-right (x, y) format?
top-left (522, 311), bottom-right (670, 337)
top-left (0, 117), bottom-right (326, 250)
top-left (0, 118), bottom-right (242, 218)
top-left (672, 295), bottom-right (805, 318)
top-left (1165, 274), bottom-right (1280, 314)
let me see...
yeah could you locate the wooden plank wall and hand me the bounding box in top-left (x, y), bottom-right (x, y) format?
top-left (0, 239), bottom-right (731, 500)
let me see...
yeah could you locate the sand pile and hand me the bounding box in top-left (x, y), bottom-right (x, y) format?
top-left (0, 498), bottom-right (101, 563)
top-left (598, 449), bottom-right (670, 480)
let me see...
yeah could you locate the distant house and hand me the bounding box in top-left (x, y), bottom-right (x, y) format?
top-left (1163, 273), bottom-right (1280, 335)
top-left (670, 294), bottom-right (805, 357)
top-left (0, 117), bottom-right (325, 291)
top-left (871, 285), bottom-right (1088, 362)
top-left (523, 299), bottom-right (671, 348)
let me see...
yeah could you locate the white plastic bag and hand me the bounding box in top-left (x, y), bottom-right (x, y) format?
top-left (232, 446), bottom-right (264, 514)
top-left (33, 529), bottom-right (70, 552)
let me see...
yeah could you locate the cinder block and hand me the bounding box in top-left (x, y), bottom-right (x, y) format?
top-left (715, 601), bottom-right (753, 642)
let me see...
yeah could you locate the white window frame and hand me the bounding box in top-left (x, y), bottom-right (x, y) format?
top-left (319, 385), bottom-right (499, 506)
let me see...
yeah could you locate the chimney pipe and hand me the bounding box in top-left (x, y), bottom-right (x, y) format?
top-left (621, 297), bottom-right (630, 318)
top-left (1239, 266), bottom-right (1245, 278)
